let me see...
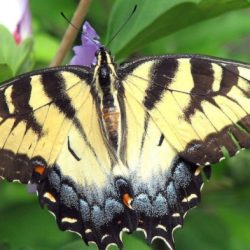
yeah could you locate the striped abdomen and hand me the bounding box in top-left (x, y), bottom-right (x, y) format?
top-left (102, 106), bottom-right (120, 148)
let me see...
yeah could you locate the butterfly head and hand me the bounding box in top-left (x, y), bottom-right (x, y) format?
top-left (93, 46), bottom-right (118, 85)
top-left (95, 46), bottom-right (115, 66)
top-left (93, 46), bottom-right (119, 104)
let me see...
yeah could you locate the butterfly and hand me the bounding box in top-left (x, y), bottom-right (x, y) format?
top-left (0, 44), bottom-right (249, 250)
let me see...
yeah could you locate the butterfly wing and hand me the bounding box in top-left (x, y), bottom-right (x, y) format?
top-left (37, 81), bottom-right (132, 249)
top-left (120, 55), bottom-right (250, 165)
top-left (117, 55), bottom-right (250, 247)
top-left (0, 66), bottom-right (92, 183)
top-left (0, 65), bottom-right (136, 249)
top-left (117, 87), bottom-right (207, 249)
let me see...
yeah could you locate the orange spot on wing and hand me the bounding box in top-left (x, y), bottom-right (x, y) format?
top-left (34, 165), bottom-right (45, 176)
top-left (122, 193), bottom-right (133, 210)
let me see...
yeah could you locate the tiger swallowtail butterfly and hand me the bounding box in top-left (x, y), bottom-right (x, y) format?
top-left (0, 45), bottom-right (249, 249)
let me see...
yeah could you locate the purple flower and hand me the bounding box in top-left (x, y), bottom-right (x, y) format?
top-left (0, 0), bottom-right (32, 44)
top-left (70, 21), bottom-right (101, 67)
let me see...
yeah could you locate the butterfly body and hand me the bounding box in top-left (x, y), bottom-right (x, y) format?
top-left (94, 47), bottom-right (121, 149)
top-left (0, 47), bottom-right (250, 250)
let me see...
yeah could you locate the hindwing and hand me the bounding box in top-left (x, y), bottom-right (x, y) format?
top-left (113, 55), bottom-right (250, 248)
top-left (0, 65), bottom-right (134, 249)
top-left (117, 84), bottom-right (208, 248)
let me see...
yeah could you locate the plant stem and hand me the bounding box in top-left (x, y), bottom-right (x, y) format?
top-left (50, 0), bottom-right (92, 67)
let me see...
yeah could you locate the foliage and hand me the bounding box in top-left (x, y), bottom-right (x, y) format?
top-left (0, 0), bottom-right (250, 250)
top-left (0, 25), bottom-right (33, 80)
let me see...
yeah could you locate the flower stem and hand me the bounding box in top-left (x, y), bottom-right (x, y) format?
top-left (50, 0), bottom-right (92, 67)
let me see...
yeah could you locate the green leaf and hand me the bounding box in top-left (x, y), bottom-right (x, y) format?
top-left (60, 240), bottom-right (98, 250)
top-left (15, 38), bottom-right (34, 74)
top-left (227, 149), bottom-right (250, 185)
top-left (142, 9), bottom-right (250, 61)
top-left (87, 0), bottom-right (115, 38)
top-left (30, 0), bottom-right (77, 36)
top-left (175, 184), bottom-right (250, 250)
top-left (34, 33), bottom-right (60, 65)
top-left (0, 25), bottom-right (34, 76)
top-left (106, 0), bottom-right (250, 59)
top-left (0, 64), bottom-right (13, 83)
top-left (122, 233), bottom-right (152, 250)
top-left (0, 187), bottom-right (76, 250)
top-left (0, 25), bottom-right (17, 72)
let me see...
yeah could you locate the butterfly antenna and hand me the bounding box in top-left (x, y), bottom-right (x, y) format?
top-left (106, 5), bottom-right (137, 47)
top-left (61, 12), bottom-right (81, 32)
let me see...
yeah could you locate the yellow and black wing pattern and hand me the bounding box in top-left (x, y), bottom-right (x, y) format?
top-left (116, 54), bottom-right (250, 248)
top-left (0, 49), bottom-right (250, 250)
top-left (0, 66), bottom-right (92, 183)
top-left (120, 55), bottom-right (250, 165)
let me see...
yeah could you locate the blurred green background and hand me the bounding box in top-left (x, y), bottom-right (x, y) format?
top-left (0, 0), bottom-right (250, 250)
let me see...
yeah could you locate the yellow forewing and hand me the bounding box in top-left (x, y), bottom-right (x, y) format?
top-left (0, 68), bottom-right (90, 183)
top-left (122, 57), bottom-right (250, 165)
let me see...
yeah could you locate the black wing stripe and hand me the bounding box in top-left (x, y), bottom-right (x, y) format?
top-left (118, 89), bottom-right (128, 164)
top-left (144, 58), bottom-right (178, 110)
top-left (41, 71), bottom-right (76, 119)
top-left (190, 58), bottom-right (214, 90)
top-left (11, 77), bottom-right (43, 134)
top-left (0, 149), bottom-right (33, 183)
top-left (0, 90), bottom-right (10, 119)
top-left (139, 113), bottom-right (150, 154)
top-left (219, 64), bottom-right (239, 93)
top-left (237, 85), bottom-right (250, 98)
top-left (181, 116), bottom-right (250, 164)
top-left (239, 115), bottom-right (250, 133)
top-left (11, 76), bottom-right (32, 113)
top-left (184, 58), bottom-right (215, 119)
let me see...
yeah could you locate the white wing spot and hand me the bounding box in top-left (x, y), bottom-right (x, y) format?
top-left (182, 193), bottom-right (198, 203)
top-left (156, 224), bottom-right (167, 232)
top-left (61, 217), bottom-right (77, 224)
top-left (43, 192), bottom-right (56, 203)
top-left (172, 224), bottom-right (182, 233)
top-left (12, 179), bottom-right (21, 183)
top-left (172, 213), bottom-right (180, 217)
top-left (194, 166), bottom-right (202, 176)
top-left (101, 234), bottom-right (109, 242)
top-left (119, 227), bottom-right (129, 241)
top-left (85, 229), bottom-right (92, 234)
